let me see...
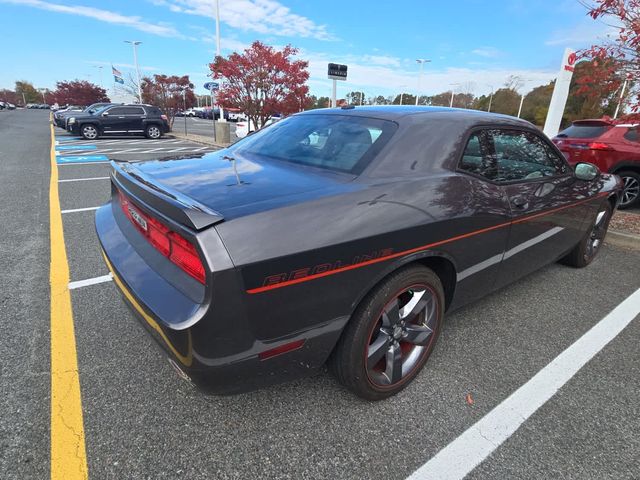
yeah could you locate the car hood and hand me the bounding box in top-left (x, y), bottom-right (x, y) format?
top-left (129, 150), bottom-right (357, 219)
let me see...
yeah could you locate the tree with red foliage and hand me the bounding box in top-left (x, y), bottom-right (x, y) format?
top-left (52, 80), bottom-right (109, 106)
top-left (209, 41), bottom-right (310, 129)
top-left (580, 0), bottom-right (639, 116)
top-left (141, 74), bottom-right (195, 128)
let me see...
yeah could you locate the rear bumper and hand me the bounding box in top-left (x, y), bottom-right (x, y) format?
top-left (95, 201), bottom-right (345, 394)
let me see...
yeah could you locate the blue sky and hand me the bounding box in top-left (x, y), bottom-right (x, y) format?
top-left (1, 0), bottom-right (616, 100)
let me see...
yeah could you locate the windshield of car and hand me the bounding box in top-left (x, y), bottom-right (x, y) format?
top-left (557, 124), bottom-right (609, 138)
top-left (90, 106), bottom-right (110, 115)
top-left (231, 114), bottom-right (397, 174)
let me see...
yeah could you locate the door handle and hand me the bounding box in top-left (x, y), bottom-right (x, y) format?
top-left (118, 116), bottom-right (125, 119)
top-left (512, 197), bottom-right (529, 209)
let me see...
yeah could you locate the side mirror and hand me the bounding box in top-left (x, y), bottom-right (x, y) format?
top-left (574, 162), bottom-right (599, 181)
top-left (102, 112), bottom-right (109, 117)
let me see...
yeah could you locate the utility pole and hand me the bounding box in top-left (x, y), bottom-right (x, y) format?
top-left (214, 0), bottom-right (225, 122)
top-left (124, 40), bottom-right (143, 103)
top-left (614, 75), bottom-right (631, 119)
top-left (183, 90), bottom-right (187, 136)
top-left (415, 59), bottom-right (431, 105)
top-left (449, 83), bottom-right (460, 107)
top-left (93, 65), bottom-right (104, 88)
top-left (487, 84), bottom-right (494, 112)
top-left (332, 79), bottom-right (337, 108)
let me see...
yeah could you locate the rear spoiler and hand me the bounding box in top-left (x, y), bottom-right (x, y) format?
top-left (110, 161), bottom-right (224, 231)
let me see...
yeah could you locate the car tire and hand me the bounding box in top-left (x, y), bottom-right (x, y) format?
top-left (329, 265), bottom-right (444, 400)
top-left (560, 201), bottom-right (613, 268)
top-left (80, 124), bottom-right (99, 140)
top-left (617, 170), bottom-right (640, 209)
top-left (145, 124), bottom-right (162, 139)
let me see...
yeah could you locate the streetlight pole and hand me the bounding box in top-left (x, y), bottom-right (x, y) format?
top-left (214, 0), bottom-right (225, 122)
top-left (516, 79), bottom-right (532, 118)
top-left (124, 40), bottom-right (143, 103)
top-left (39, 88), bottom-right (46, 104)
top-left (614, 74), bottom-right (631, 119)
top-left (398, 84), bottom-right (407, 105)
top-left (415, 59), bottom-right (431, 105)
top-left (449, 83), bottom-right (460, 107)
top-left (93, 65), bottom-right (104, 88)
top-left (487, 84), bottom-right (494, 112)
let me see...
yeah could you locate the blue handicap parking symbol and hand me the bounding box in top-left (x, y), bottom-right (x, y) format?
top-left (56, 145), bottom-right (97, 151)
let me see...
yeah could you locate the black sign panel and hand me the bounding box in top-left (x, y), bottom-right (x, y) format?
top-left (328, 63), bottom-right (348, 81)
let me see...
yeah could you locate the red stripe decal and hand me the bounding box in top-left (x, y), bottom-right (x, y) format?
top-left (246, 192), bottom-right (609, 294)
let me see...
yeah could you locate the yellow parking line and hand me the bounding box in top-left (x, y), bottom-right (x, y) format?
top-left (49, 122), bottom-right (89, 479)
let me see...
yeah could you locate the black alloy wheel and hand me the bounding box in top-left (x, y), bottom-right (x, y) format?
top-left (618, 171), bottom-right (640, 209)
top-left (330, 265), bottom-right (444, 400)
top-left (561, 202), bottom-right (613, 268)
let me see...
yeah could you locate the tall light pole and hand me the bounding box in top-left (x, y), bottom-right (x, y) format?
top-left (486, 84), bottom-right (494, 112)
top-left (214, 0), bottom-right (225, 122)
top-left (516, 79), bottom-right (532, 118)
top-left (93, 65), bottom-right (104, 88)
top-left (39, 88), bottom-right (46, 104)
top-left (614, 72), bottom-right (634, 119)
top-left (449, 83), bottom-right (460, 107)
top-left (415, 59), bottom-right (431, 105)
top-left (124, 40), bottom-right (143, 103)
top-left (398, 84), bottom-right (407, 105)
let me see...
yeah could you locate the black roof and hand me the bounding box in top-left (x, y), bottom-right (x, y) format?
top-left (300, 105), bottom-right (531, 127)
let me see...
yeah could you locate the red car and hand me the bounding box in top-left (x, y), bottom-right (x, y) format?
top-left (553, 119), bottom-right (640, 208)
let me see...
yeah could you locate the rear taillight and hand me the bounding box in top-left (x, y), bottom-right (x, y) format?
top-left (118, 192), bottom-right (206, 283)
top-left (587, 142), bottom-right (612, 150)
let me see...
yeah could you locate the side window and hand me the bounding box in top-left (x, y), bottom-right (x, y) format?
top-left (624, 127), bottom-right (639, 142)
top-left (489, 129), bottom-right (567, 182)
top-left (459, 131), bottom-right (497, 180)
top-left (107, 107), bottom-right (126, 115)
top-left (121, 107), bottom-right (144, 115)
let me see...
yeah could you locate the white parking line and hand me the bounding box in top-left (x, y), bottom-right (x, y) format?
top-left (57, 162), bottom-right (110, 166)
top-left (61, 206), bottom-right (100, 214)
top-left (58, 177), bottom-right (110, 183)
top-left (68, 274), bottom-right (113, 290)
top-left (406, 287), bottom-right (640, 480)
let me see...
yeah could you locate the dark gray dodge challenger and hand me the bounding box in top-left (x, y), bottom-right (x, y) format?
top-left (96, 106), bottom-right (621, 400)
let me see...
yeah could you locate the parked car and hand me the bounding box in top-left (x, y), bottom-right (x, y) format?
top-left (235, 116), bottom-right (280, 139)
top-left (68, 104), bottom-right (170, 140)
top-left (553, 118), bottom-right (640, 208)
top-left (0, 101), bottom-right (5, 110)
top-left (6, 103), bottom-right (16, 110)
top-left (95, 106), bottom-right (621, 400)
top-left (53, 105), bottom-right (83, 127)
top-left (62, 102), bottom-right (116, 129)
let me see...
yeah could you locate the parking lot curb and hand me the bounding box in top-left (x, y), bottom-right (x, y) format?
top-left (168, 131), bottom-right (231, 149)
top-left (606, 230), bottom-right (640, 250)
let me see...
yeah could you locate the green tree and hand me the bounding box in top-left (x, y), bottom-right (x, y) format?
top-left (15, 81), bottom-right (40, 104)
top-left (345, 91), bottom-right (366, 105)
top-left (520, 82), bottom-right (554, 126)
top-left (489, 88), bottom-right (520, 116)
top-left (391, 92), bottom-right (416, 105)
top-left (428, 92), bottom-right (451, 107)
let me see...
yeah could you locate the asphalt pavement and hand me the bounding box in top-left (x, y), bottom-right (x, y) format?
top-left (1, 108), bottom-right (639, 480)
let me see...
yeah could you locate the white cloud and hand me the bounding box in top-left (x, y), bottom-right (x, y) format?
top-left (361, 55), bottom-right (401, 67)
top-left (470, 47), bottom-right (502, 58)
top-left (86, 61), bottom-right (160, 72)
top-left (303, 51), bottom-right (557, 98)
top-left (152, 0), bottom-right (334, 40)
top-left (2, 0), bottom-right (182, 37)
top-left (545, 19), bottom-right (619, 46)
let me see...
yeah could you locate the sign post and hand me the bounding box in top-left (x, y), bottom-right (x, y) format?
top-left (328, 63), bottom-right (348, 108)
top-left (543, 48), bottom-right (576, 138)
top-left (204, 81), bottom-right (219, 142)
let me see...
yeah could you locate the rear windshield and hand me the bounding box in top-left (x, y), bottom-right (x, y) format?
top-left (231, 114), bottom-right (397, 174)
top-left (557, 124), bottom-right (609, 138)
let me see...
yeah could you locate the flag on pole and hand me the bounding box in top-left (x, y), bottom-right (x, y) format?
top-left (112, 65), bottom-right (124, 84)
